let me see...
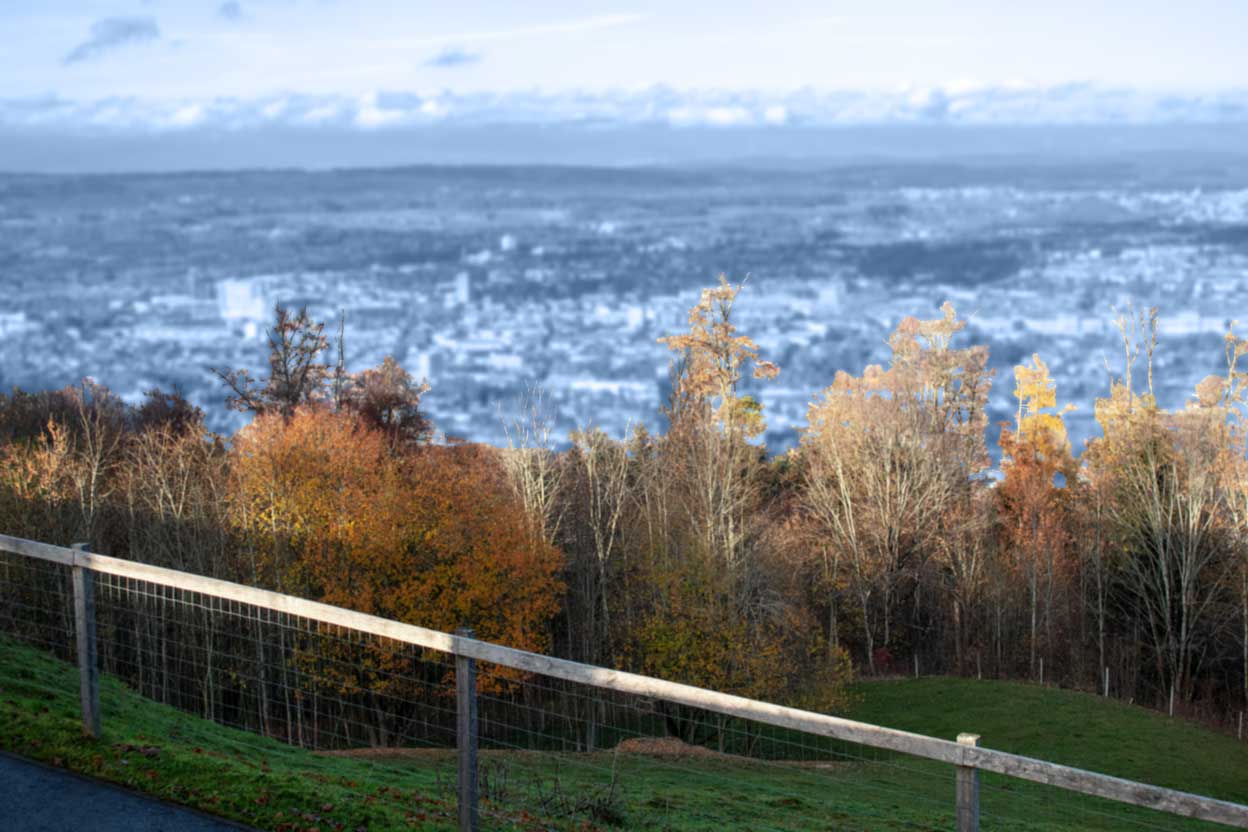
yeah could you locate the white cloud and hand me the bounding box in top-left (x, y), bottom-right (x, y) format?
top-left (763, 105), bottom-right (788, 125)
top-left (167, 104), bottom-right (205, 127)
top-left (4, 85), bottom-right (1248, 133)
top-left (354, 91), bottom-right (404, 128)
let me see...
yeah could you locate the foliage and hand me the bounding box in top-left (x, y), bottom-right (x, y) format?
top-left (658, 274), bottom-right (779, 440)
top-left (395, 442), bottom-right (563, 655)
top-left (344, 355), bottom-right (433, 448)
top-left (227, 405), bottom-right (408, 596)
top-left (799, 302), bottom-right (991, 673)
top-left (3, 293), bottom-right (1248, 727)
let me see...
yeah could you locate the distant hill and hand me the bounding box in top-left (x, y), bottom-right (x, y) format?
top-left (6, 122), bottom-right (1248, 174)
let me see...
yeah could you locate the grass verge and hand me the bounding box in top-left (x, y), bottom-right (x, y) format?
top-left (1, 635), bottom-right (1245, 831)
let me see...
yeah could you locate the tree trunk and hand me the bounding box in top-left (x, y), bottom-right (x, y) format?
top-left (859, 586), bottom-right (876, 674)
top-left (1241, 565), bottom-right (1247, 711)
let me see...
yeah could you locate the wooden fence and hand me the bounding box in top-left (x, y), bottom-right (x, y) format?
top-left (2, 532), bottom-right (1246, 832)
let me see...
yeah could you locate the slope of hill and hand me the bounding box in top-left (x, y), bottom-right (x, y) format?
top-left (846, 677), bottom-right (1248, 803)
top-left (1, 635), bottom-right (1243, 831)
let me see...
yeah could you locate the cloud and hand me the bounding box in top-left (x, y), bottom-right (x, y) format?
top-left (63, 17), bottom-right (161, 65)
top-left (217, 2), bottom-right (244, 21)
top-left (426, 47), bottom-right (481, 69)
top-left (6, 85), bottom-right (1248, 133)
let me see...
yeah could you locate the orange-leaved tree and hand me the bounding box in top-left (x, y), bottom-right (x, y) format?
top-left (393, 442), bottom-right (564, 657)
top-left (228, 405), bottom-right (407, 598)
top-left (998, 354), bottom-right (1076, 678)
top-left (228, 408), bottom-right (563, 743)
top-left (228, 409), bottom-right (561, 650)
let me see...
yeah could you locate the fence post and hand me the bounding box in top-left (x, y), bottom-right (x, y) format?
top-left (456, 627), bottom-right (479, 832)
top-left (956, 733), bottom-right (980, 832)
top-left (71, 542), bottom-right (100, 739)
top-left (1103, 666), bottom-right (1109, 697)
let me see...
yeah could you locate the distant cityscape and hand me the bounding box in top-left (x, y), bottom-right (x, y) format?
top-left (2, 162), bottom-right (1246, 454)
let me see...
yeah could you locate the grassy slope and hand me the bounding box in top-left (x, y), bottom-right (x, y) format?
top-left (845, 677), bottom-right (1248, 803)
top-left (0, 636), bottom-right (460, 831)
top-left (1, 635), bottom-right (1244, 832)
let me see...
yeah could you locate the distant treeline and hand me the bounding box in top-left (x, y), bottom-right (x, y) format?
top-left (1, 283), bottom-right (1246, 726)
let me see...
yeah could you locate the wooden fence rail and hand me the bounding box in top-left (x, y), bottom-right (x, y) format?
top-left (2, 533), bottom-right (1246, 831)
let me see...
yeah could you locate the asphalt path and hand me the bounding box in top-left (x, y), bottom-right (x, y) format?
top-left (0, 751), bottom-right (254, 831)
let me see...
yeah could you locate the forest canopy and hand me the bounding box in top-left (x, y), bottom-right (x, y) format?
top-left (0, 289), bottom-right (1245, 728)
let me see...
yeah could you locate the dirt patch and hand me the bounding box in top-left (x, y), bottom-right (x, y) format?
top-left (797, 761), bottom-right (848, 770)
top-left (611, 737), bottom-right (729, 760)
top-left (317, 741), bottom-right (847, 770)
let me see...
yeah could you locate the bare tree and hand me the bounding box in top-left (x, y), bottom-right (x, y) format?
top-left (213, 306), bottom-right (330, 418)
top-left (500, 386), bottom-right (565, 550)
top-left (658, 276), bottom-right (779, 576)
top-left (801, 303), bottom-right (990, 674)
top-left (559, 426), bottom-right (630, 668)
top-left (68, 379), bottom-right (126, 542)
top-left (343, 356), bottom-right (432, 449)
top-left (1107, 407), bottom-right (1231, 708)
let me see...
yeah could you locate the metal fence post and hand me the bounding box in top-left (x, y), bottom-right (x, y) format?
top-left (956, 733), bottom-right (980, 832)
top-left (456, 627), bottom-right (479, 832)
top-left (71, 542), bottom-right (100, 739)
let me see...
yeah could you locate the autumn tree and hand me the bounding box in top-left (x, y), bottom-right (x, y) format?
top-left (229, 407), bottom-right (561, 663)
top-left (998, 354), bottom-right (1076, 678)
top-left (227, 405), bottom-right (407, 595)
top-left (215, 307), bottom-right (434, 446)
top-left (622, 276), bottom-right (845, 722)
top-left (801, 302), bottom-right (991, 673)
top-left (1195, 326), bottom-right (1248, 709)
top-left (396, 442), bottom-right (564, 653)
top-left (1085, 312), bottom-right (1239, 710)
top-left (657, 275), bottom-right (779, 574)
top-left (0, 413), bottom-right (81, 543)
top-left (344, 355), bottom-right (432, 449)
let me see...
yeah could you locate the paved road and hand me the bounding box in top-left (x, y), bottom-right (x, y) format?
top-left (0, 752), bottom-right (254, 831)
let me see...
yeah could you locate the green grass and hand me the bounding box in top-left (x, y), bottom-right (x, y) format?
top-left (1, 635), bottom-right (1245, 831)
top-left (845, 676), bottom-right (1248, 803)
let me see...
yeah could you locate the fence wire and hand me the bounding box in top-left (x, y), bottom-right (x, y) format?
top-left (0, 548), bottom-right (1241, 832)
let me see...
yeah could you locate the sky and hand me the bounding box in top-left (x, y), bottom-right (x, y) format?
top-left (2, 1), bottom-right (1248, 167)
top-left (5, 1), bottom-right (1248, 98)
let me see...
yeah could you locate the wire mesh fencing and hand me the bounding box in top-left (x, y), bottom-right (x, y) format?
top-left (2, 537), bottom-right (1247, 832)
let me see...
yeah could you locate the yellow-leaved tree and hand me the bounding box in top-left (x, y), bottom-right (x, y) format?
top-left (657, 275), bottom-right (779, 572)
top-left (998, 354), bottom-right (1076, 678)
top-left (801, 302), bottom-right (992, 673)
